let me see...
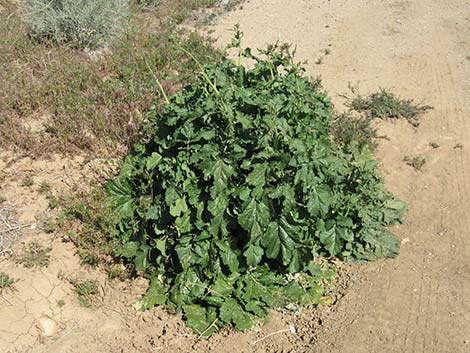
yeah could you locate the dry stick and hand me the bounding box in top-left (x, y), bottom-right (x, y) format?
top-left (251, 325), bottom-right (296, 345)
top-left (197, 318), bottom-right (218, 340)
top-left (0, 294), bottom-right (14, 306)
top-left (0, 223), bottom-right (34, 234)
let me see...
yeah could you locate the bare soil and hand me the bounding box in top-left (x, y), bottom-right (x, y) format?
top-left (1, 0), bottom-right (469, 352)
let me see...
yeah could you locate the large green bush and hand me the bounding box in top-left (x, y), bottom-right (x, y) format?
top-left (106, 36), bottom-right (406, 335)
top-left (23, 0), bottom-right (129, 49)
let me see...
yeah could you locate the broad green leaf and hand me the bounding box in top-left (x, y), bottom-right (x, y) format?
top-left (244, 245), bottom-right (264, 267)
top-left (307, 185), bottom-right (332, 216)
top-left (319, 222), bottom-right (343, 256)
top-left (146, 152), bottom-right (162, 170)
top-left (170, 197), bottom-right (188, 218)
top-left (134, 245), bottom-right (150, 271)
top-left (120, 241), bottom-right (138, 258)
top-left (201, 158), bottom-right (234, 193)
top-left (134, 278), bottom-right (167, 310)
top-left (216, 240), bottom-right (240, 273)
top-left (262, 217), bottom-right (300, 267)
top-left (238, 198), bottom-right (270, 240)
top-left (246, 164), bottom-right (268, 188)
top-left (219, 298), bottom-right (252, 330)
top-left (105, 177), bottom-right (135, 218)
top-left (183, 305), bottom-right (219, 336)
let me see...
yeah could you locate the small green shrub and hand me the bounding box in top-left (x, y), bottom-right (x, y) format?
top-left (71, 279), bottom-right (99, 307)
top-left (349, 88), bottom-right (432, 127)
top-left (23, 0), bottom-right (130, 49)
top-left (0, 272), bottom-right (14, 291)
top-left (106, 33), bottom-right (406, 336)
top-left (16, 241), bottom-right (51, 268)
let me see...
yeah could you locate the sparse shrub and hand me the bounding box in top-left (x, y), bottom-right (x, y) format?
top-left (16, 241), bottom-right (51, 268)
top-left (22, 0), bottom-right (130, 49)
top-left (404, 155), bottom-right (426, 171)
top-left (349, 88), bottom-right (432, 127)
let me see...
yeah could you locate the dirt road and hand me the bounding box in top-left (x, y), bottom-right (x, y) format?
top-left (209, 0), bottom-right (470, 352)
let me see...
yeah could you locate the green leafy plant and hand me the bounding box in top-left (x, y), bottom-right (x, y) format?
top-left (38, 182), bottom-right (51, 194)
top-left (349, 88), bottom-right (432, 127)
top-left (0, 272), bottom-right (14, 291)
top-left (16, 241), bottom-right (51, 268)
top-left (71, 279), bottom-right (99, 308)
top-left (22, 0), bottom-right (130, 49)
top-left (106, 32), bottom-right (406, 336)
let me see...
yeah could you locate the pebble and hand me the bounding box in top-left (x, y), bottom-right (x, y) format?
top-left (38, 317), bottom-right (58, 336)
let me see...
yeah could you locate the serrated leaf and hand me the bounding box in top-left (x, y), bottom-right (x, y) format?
top-left (183, 305), bottom-right (218, 336)
top-left (201, 158), bottom-right (234, 193)
top-left (262, 217), bottom-right (300, 267)
top-left (219, 298), bottom-right (252, 330)
top-left (246, 164), bottom-right (268, 188)
top-left (319, 223), bottom-right (343, 256)
top-left (238, 198), bottom-right (270, 240)
top-left (244, 245), bottom-right (264, 267)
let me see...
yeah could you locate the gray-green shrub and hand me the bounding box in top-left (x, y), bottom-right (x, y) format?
top-left (23, 0), bottom-right (130, 49)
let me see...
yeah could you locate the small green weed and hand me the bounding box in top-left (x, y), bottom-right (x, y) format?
top-left (16, 241), bottom-right (51, 268)
top-left (108, 264), bottom-right (129, 280)
top-left (57, 299), bottom-right (66, 307)
top-left (349, 88), bottom-right (432, 127)
top-left (38, 182), bottom-right (51, 194)
top-left (76, 249), bottom-right (101, 267)
top-left (43, 218), bottom-right (58, 234)
top-left (0, 272), bottom-right (14, 291)
top-left (59, 188), bottom-right (117, 266)
top-left (71, 279), bottom-right (99, 308)
top-left (0, 195), bottom-right (6, 204)
top-left (404, 155), bottom-right (426, 171)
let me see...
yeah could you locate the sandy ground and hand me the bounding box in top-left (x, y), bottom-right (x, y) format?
top-left (1, 0), bottom-right (469, 352)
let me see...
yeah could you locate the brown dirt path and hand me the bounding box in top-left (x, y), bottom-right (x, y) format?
top-left (207, 0), bottom-right (470, 352)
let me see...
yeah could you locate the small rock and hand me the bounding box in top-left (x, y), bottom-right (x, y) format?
top-left (38, 317), bottom-right (58, 336)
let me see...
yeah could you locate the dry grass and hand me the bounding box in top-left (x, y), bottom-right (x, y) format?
top-left (0, 2), bottom-right (222, 158)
